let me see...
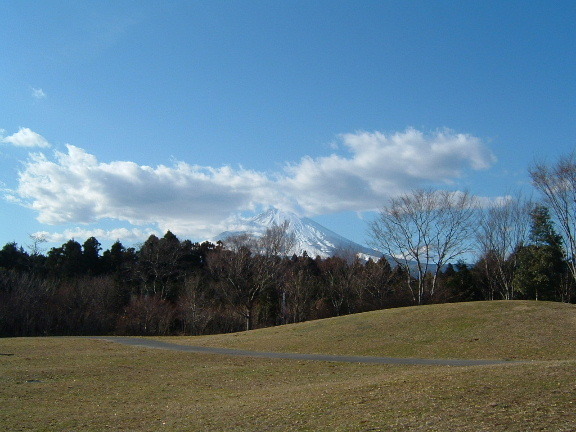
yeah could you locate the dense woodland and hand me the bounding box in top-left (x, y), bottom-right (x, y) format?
top-left (2, 155), bottom-right (576, 337)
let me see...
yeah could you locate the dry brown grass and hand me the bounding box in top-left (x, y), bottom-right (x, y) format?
top-left (1, 301), bottom-right (575, 431)
top-left (164, 300), bottom-right (576, 360)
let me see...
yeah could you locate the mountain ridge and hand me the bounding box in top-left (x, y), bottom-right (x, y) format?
top-left (213, 208), bottom-right (383, 260)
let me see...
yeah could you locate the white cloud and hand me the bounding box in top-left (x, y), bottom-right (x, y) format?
top-left (16, 144), bottom-right (276, 239)
top-left (32, 227), bottom-right (159, 245)
top-left (2, 128), bottom-right (51, 148)
top-left (282, 128), bottom-right (496, 214)
top-left (31, 88), bottom-right (47, 99)
top-left (11, 127), bottom-right (496, 241)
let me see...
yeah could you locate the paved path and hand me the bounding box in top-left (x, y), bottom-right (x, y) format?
top-left (90, 336), bottom-right (516, 367)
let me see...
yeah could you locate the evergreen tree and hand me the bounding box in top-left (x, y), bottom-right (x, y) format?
top-left (529, 206), bottom-right (562, 247)
top-left (513, 205), bottom-right (565, 300)
top-left (135, 232), bottom-right (186, 299)
top-left (102, 240), bottom-right (127, 274)
top-left (441, 261), bottom-right (483, 302)
top-left (46, 239), bottom-right (84, 278)
top-left (0, 242), bottom-right (29, 272)
top-left (82, 237), bottom-right (102, 275)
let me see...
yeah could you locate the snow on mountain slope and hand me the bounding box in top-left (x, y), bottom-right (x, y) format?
top-left (213, 208), bottom-right (383, 260)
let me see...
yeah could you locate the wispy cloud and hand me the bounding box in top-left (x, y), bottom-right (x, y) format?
top-left (31, 88), bottom-right (47, 99)
top-left (10, 127), bottom-right (496, 241)
top-left (2, 128), bottom-right (51, 148)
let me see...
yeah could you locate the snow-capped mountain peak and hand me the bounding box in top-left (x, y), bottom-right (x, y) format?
top-left (214, 208), bottom-right (382, 260)
top-left (250, 208), bottom-right (302, 228)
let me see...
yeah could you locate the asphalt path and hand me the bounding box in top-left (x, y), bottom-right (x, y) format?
top-left (89, 336), bottom-right (516, 367)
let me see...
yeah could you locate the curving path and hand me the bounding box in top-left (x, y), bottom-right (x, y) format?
top-left (89, 336), bottom-right (517, 367)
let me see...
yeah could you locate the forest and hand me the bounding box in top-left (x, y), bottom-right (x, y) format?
top-left (1, 154), bottom-right (576, 337)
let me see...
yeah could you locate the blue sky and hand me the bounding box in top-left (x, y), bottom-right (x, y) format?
top-left (1, 1), bottom-right (575, 251)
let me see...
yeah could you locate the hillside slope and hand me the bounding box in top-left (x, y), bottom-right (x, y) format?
top-left (168, 300), bottom-right (576, 361)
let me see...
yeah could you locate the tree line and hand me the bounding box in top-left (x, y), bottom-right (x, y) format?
top-left (1, 154), bottom-right (575, 337)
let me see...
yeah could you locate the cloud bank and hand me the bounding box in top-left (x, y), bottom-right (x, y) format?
top-left (11, 127), bottom-right (496, 241)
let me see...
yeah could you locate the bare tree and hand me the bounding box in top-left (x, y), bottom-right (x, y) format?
top-left (222, 233), bottom-right (259, 254)
top-left (368, 189), bottom-right (478, 304)
top-left (332, 246), bottom-right (360, 264)
top-left (207, 237), bottom-right (255, 331)
top-left (257, 220), bottom-right (297, 324)
top-left (357, 258), bottom-right (401, 310)
top-left (476, 195), bottom-right (533, 300)
top-left (282, 258), bottom-right (316, 323)
top-left (119, 295), bottom-right (175, 335)
top-left (211, 223), bottom-right (297, 330)
top-left (208, 233), bottom-right (283, 331)
top-left (26, 233), bottom-right (47, 257)
top-left (258, 220), bottom-right (297, 257)
top-left (177, 274), bottom-right (215, 335)
top-left (317, 256), bottom-right (360, 316)
top-left (530, 154), bottom-right (576, 284)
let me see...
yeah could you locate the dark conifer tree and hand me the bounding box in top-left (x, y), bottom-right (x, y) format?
top-left (82, 237), bottom-right (102, 275)
top-left (513, 205), bottom-right (566, 300)
top-left (0, 242), bottom-right (29, 272)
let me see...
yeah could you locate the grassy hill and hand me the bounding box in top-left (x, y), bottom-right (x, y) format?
top-left (2, 301), bottom-right (575, 431)
top-left (170, 300), bottom-right (576, 360)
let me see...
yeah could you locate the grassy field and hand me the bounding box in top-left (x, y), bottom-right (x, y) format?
top-left (1, 300), bottom-right (575, 431)
top-left (166, 300), bottom-right (576, 361)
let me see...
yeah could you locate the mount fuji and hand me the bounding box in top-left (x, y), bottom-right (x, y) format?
top-left (214, 208), bottom-right (383, 260)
